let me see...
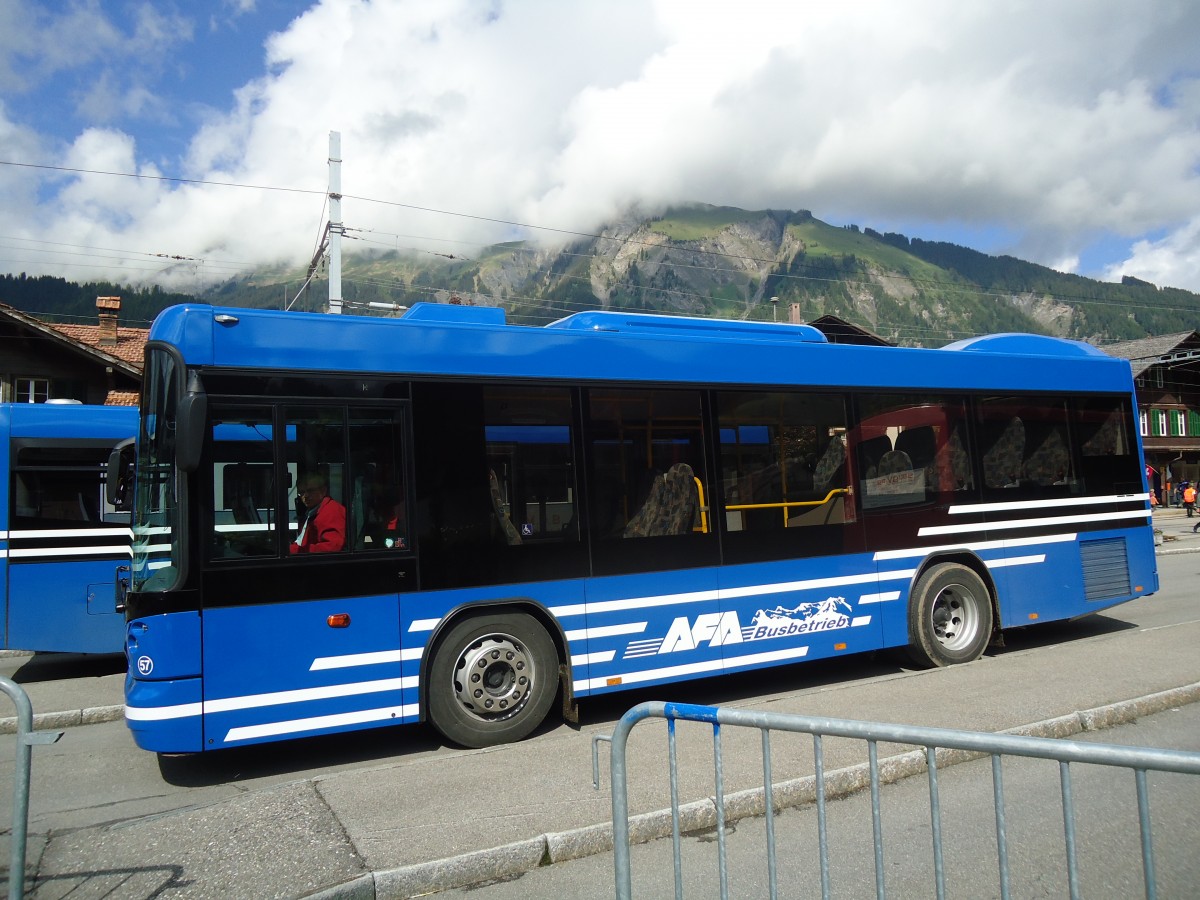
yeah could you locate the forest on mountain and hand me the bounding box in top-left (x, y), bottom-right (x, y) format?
top-left (0, 273), bottom-right (197, 329)
top-left (3, 205), bottom-right (1197, 346)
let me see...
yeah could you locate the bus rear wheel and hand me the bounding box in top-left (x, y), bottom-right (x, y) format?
top-left (907, 563), bottom-right (993, 667)
top-left (428, 612), bottom-right (558, 749)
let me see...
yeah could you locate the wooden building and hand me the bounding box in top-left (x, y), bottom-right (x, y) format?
top-left (1102, 331), bottom-right (1200, 501)
top-left (0, 296), bottom-right (147, 406)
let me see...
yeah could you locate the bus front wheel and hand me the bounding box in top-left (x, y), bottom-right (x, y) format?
top-left (907, 563), bottom-right (993, 667)
top-left (428, 612), bottom-right (558, 749)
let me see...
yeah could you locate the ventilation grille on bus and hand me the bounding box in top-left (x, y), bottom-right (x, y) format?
top-left (1080, 537), bottom-right (1131, 602)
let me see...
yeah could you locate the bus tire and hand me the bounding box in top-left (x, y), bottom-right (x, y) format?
top-left (907, 563), bottom-right (993, 668)
top-left (428, 611), bottom-right (558, 749)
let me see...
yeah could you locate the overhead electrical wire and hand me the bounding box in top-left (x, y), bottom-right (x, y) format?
top-left (2, 158), bottom-right (1197, 335)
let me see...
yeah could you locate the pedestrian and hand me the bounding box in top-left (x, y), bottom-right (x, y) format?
top-left (1184, 482), bottom-right (1196, 518)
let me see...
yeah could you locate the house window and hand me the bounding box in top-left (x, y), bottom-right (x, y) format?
top-left (1139, 410), bottom-right (1148, 437)
top-left (1155, 410), bottom-right (1168, 437)
top-left (14, 378), bottom-right (49, 404)
top-left (1172, 410), bottom-right (1187, 437)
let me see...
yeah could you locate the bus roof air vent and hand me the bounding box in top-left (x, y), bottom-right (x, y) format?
top-left (545, 311), bottom-right (828, 343)
top-left (402, 303), bottom-right (507, 325)
top-left (941, 333), bottom-right (1107, 358)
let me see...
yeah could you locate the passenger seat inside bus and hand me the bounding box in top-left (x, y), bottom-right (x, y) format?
top-left (623, 463), bottom-right (699, 538)
top-left (489, 469), bottom-right (523, 545)
top-left (229, 463), bottom-right (261, 525)
top-left (895, 426), bottom-right (937, 495)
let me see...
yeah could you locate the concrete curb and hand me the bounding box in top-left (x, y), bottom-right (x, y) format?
top-left (305, 682), bottom-right (1200, 899)
top-left (0, 703), bottom-right (124, 735)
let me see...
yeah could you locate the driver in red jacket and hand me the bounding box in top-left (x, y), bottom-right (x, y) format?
top-left (291, 472), bottom-right (346, 554)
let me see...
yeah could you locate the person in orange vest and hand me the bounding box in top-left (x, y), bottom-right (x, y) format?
top-left (1183, 482), bottom-right (1196, 518)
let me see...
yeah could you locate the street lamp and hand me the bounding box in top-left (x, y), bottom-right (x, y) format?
top-left (770, 296), bottom-right (779, 322)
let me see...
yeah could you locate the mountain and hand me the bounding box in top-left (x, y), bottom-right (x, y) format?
top-left (5, 205), bottom-right (1198, 345)
top-left (231, 204), bottom-right (1198, 346)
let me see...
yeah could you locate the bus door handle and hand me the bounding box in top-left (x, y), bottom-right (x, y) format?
top-left (114, 565), bottom-right (130, 613)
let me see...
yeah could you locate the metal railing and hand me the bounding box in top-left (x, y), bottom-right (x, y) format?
top-left (606, 701), bottom-right (1200, 900)
top-left (1, 675), bottom-right (63, 900)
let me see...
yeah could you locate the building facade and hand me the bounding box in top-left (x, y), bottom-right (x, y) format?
top-left (1103, 331), bottom-right (1200, 503)
top-left (0, 297), bottom-right (146, 406)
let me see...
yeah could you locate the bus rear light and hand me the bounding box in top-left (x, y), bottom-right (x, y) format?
top-left (327, 614), bottom-right (351, 628)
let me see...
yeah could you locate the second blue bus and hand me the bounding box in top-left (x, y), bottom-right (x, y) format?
top-left (1, 401), bottom-right (136, 654)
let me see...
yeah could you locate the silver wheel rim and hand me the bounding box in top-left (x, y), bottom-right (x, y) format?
top-left (929, 582), bottom-right (982, 652)
top-left (450, 633), bottom-right (535, 722)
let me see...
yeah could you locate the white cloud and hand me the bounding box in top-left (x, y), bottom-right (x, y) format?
top-left (4, 0), bottom-right (1200, 293)
top-left (1104, 218), bottom-right (1200, 291)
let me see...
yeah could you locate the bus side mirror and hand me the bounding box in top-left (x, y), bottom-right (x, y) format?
top-left (107, 439), bottom-right (135, 511)
top-left (177, 392), bottom-right (207, 473)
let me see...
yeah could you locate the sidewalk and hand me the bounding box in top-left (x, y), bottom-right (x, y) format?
top-left (1151, 503), bottom-right (1200, 553)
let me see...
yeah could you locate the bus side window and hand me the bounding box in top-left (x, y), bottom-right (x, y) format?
top-left (209, 407), bottom-right (276, 559)
top-left (718, 390), bottom-right (848, 531)
top-left (483, 385), bottom-right (578, 544)
top-left (12, 444), bottom-right (116, 528)
top-left (587, 387), bottom-right (708, 541)
top-left (348, 408), bottom-right (409, 552)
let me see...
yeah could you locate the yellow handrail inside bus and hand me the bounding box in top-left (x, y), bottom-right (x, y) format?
top-left (725, 488), bottom-right (849, 525)
top-left (692, 476), bottom-right (709, 534)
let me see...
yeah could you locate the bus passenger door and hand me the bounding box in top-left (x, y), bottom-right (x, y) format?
top-left (198, 403), bottom-right (414, 749)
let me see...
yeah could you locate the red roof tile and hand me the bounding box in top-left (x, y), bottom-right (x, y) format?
top-left (49, 323), bottom-right (148, 368)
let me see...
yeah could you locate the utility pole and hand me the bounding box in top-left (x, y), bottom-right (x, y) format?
top-left (327, 131), bottom-right (343, 314)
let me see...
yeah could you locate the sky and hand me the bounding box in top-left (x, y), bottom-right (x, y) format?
top-left (1, 0), bottom-right (1199, 304)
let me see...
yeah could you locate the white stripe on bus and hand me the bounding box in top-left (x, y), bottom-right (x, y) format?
top-left (565, 622), bottom-right (648, 642)
top-left (574, 644), bottom-right (811, 692)
top-left (984, 554), bottom-right (1046, 568)
top-left (873, 532), bottom-right (1077, 561)
top-left (919, 508), bottom-right (1149, 537)
top-left (561, 568), bottom-right (918, 620)
top-left (947, 494), bottom-right (1145, 515)
top-left (858, 591), bottom-right (901, 604)
top-left (9, 527), bottom-right (133, 539)
top-left (7, 545), bottom-right (130, 559)
top-left (224, 703), bottom-right (421, 743)
top-left (571, 650), bottom-right (617, 665)
top-left (126, 675), bottom-right (418, 722)
top-left (309, 648), bottom-right (422, 670)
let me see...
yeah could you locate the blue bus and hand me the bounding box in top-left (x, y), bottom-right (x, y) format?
top-left (1, 402), bottom-right (136, 654)
top-left (123, 304), bottom-right (1157, 752)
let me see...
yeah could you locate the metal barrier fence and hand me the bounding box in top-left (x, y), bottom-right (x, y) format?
top-left (607, 701), bottom-right (1200, 900)
top-left (1, 675), bottom-right (63, 900)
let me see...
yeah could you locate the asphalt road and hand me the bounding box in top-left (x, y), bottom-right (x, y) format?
top-left (1, 541), bottom-right (1198, 899)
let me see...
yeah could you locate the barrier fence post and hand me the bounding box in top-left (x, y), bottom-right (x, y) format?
top-left (1, 674), bottom-right (64, 900)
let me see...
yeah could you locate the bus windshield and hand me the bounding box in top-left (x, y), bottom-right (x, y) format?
top-left (132, 347), bottom-right (182, 592)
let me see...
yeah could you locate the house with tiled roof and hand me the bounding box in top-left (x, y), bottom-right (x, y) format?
top-left (807, 313), bottom-right (893, 346)
top-left (0, 296), bottom-right (146, 406)
top-left (1102, 330), bottom-right (1200, 501)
